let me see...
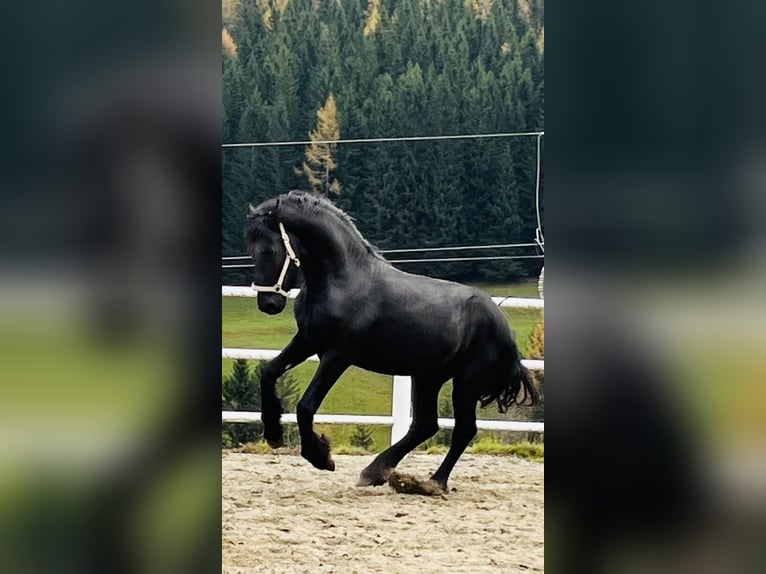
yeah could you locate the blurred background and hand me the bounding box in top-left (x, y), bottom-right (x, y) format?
top-left (548, 1), bottom-right (766, 573)
top-left (0, 1), bottom-right (220, 573)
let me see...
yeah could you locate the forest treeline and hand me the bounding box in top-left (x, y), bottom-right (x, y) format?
top-left (222, 0), bottom-right (544, 282)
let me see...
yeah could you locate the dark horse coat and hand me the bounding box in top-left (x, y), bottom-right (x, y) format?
top-left (246, 191), bottom-right (537, 490)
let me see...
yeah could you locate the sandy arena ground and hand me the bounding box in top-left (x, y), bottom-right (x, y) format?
top-left (222, 452), bottom-right (543, 573)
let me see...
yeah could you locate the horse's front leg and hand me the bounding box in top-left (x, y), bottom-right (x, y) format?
top-left (296, 352), bottom-right (349, 471)
top-left (261, 333), bottom-right (313, 448)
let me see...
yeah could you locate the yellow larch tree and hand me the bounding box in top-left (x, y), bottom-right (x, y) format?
top-left (364, 0), bottom-right (382, 37)
top-left (298, 93), bottom-right (342, 195)
top-left (222, 28), bottom-right (238, 59)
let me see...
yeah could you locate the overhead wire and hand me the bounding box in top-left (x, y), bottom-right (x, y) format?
top-left (222, 130), bottom-right (544, 148)
top-left (222, 131), bottom-right (545, 266)
top-left (388, 255), bottom-right (544, 264)
top-left (223, 241), bottom-right (541, 260)
top-left (380, 242), bottom-right (540, 254)
top-left (223, 254), bottom-right (543, 268)
top-left (534, 132), bottom-right (544, 252)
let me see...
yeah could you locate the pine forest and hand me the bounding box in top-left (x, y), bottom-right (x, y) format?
top-left (222, 0), bottom-right (544, 282)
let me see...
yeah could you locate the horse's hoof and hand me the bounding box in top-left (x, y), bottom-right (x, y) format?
top-left (305, 457), bottom-right (335, 471)
top-left (301, 447), bottom-right (335, 471)
top-left (357, 475), bottom-right (385, 487)
top-left (265, 437), bottom-right (284, 449)
top-left (263, 422), bottom-right (284, 448)
top-left (356, 475), bottom-right (373, 487)
top-left (357, 467), bottom-right (390, 487)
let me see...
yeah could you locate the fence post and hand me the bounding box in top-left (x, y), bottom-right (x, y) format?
top-left (390, 375), bottom-right (412, 445)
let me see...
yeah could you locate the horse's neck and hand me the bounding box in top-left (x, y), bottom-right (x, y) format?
top-left (289, 216), bottom-right (369, 286)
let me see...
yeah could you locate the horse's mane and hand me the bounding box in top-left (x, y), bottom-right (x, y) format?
top-left (287, 191), bottom-right (389, 264)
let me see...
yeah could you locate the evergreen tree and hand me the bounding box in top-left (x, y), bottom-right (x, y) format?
top-left (222, 359), bottom-right (303, 447)
top-left (221, 0), bottom-right (545, 283)
top-left (527, 312), bottom-right (544, 360)
top-left (526, 312), bottom-right (545, 428)
top-left (222, 359), bottom-right (261, 447)
top-left (349, 425), bottom-right (375, 451)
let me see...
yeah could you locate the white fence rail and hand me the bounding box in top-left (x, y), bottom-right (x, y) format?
top-left (222, 286), bottom-right (544, 444)
top-left (221, 285), bottom-right (544, 310)
top-left (221, 347), bottom-right (544, 373)
top-left (221, 411), bottom-right (545, 433)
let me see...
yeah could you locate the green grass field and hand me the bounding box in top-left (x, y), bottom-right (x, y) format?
top-left (222, 280), bottom-right (544, 452)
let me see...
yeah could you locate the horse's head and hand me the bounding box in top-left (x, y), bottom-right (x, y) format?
top-left (244, 198), bottom-right (302, 315)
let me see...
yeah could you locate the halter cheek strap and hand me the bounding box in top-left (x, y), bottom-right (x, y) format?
top-left (251, 221), bottom-right (301, 298)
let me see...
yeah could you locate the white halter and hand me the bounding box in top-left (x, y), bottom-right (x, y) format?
top-left (251, 221), bottom-right (301, 298)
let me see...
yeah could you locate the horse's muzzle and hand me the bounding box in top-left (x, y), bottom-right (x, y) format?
top-left (257, 293), bottom-right (287, 315)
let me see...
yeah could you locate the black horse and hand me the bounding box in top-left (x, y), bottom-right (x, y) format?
top-left (245, 191), bottom-right (537, 490)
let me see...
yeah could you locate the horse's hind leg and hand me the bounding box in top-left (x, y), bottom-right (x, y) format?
top-left (358, 376), bottom-right (442, 486)
top-left (430, 380), bottom-right (478, 491)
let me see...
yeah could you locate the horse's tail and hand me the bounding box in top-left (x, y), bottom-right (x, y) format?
top-left (480, 355), bottom-right (539, 413)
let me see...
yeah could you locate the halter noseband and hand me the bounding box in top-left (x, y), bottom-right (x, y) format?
top-left (251, 221), bottom-right (301, 298)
